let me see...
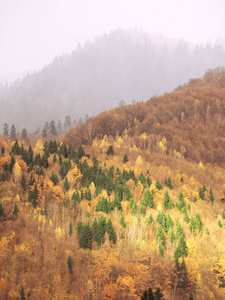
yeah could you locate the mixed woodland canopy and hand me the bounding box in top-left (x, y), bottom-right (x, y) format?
top-left (1, 70), bottom-right (225, 299)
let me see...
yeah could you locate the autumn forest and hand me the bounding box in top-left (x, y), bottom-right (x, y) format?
top-left (1, 69), bottom-right (225, 299)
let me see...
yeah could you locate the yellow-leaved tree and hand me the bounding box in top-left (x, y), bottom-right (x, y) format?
top-left (13, 162), bottom-right (21, 183)
top-left (136, 155), bottom-right (143, 169)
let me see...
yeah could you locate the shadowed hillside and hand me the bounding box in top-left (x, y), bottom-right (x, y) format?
top-left (65, 68), bottom-right (225, 165)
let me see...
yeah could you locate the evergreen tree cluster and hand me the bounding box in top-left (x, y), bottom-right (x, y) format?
top-left (77, 217), bottom-right (116, 248)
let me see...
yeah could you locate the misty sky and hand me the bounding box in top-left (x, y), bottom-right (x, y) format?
top-left (0, 0), bottom-right (225, 83)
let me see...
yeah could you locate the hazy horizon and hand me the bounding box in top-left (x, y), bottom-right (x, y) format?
top-left (1, 0), bottom-right (225, 84)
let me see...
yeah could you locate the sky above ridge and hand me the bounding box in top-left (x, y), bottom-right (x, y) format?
top-left (0, 0), bottom-right (224, 83)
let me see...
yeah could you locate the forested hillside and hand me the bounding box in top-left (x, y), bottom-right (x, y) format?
top-left (1, 28), bottom-right (225, 132)
top-left (66, 68), bottom-right (225, 165)
top-left (1, 70), bottom-right (225, 299)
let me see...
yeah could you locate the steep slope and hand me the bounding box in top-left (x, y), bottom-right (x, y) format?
top-left (1, 28), bottom-right (225, 132)
top-left (66, 68), bottom-right (225, 165)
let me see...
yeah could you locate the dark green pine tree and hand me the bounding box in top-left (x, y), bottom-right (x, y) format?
top-left (11, 139), bottom-right (20, 155)
top-left (222, 210), bottom-right (225, 220)
top-left (50, 172), bottom-right (59, 186)
top-left (174, 236), bottom-right (188, 260)
top-left (113, 192), bottom-right (123, 211)
top-left (147, 176), bottom-right (152, 187)
top-left (163, 191), bottom-right (172, 209)
top-left (155, 180), bottom-right (163, 190)
top-left (67, 255), bottom-right (73, 274)
top-left (9, 155), bottom-right (15, 174)
top-left (86, 189), bottom-right (91, 201)
top-left (12, 203), bottom-right (19, 216)
top-left (176, 221), bottom-right (185, 239)
top-left (64, 177), bottom-right (70, 192)
top-left (170, 230), bottom-right (175, 243)
top-left (29, 183), bottom-right (39, 207)
top-left (106, 145), bottom-right (114, 156)
top-left (1, 146), bottom-right (5, 155)
top-left (79, 224), bottom-right (92, 249)
top-left (195, 214), bottom-right (202, 233)
top-left (122, 154), bottom-right (129, 163)
top-left (166, 177), bottom-right (173, 189)
top-left (0, 202), bottom-right (4, 218)
top-left (97, 217), bottom-right (107, 246)
top-left (144, 190), bottom-right (154, 208)
top-left (141, 287), bottom-right (155, 300)
top-left (120, 214), bottom-right (126, 228)
top-left (21, 174), bottom-right (26, 193)
top-left (148, 214), bottom-right (153, 225)
top-left (106, 166), bottom-right (114, 195)
top-left (199, 188), bottom-right (204, 200)
top-left (28, 145), bottom-right (33, 164)
top-left (156, 226), bottom-right (166, 248)
top-left (69, 221), bottom-right (73, 236)
top-left (78, 146), bottom-right (85, 159)
top-left (20, 284), bottom-right (25, 300)
top-left (92, 218), bottom-right (98, 244)
top-left (41, 153), bottom-right (49, 169)
top-left (106, 219), bottom-right (116, 243)
top-left (210, 188), bottom-right (214, 204)
top-left (53, 154), bottom-right (57, 164)
top-left (154, 287), bottom-right (164, 300)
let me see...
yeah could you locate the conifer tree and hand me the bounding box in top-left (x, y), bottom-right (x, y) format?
top-left (120, 214), bottom-right (126, 228)
top-left (21, 128), bottom-right (27, 140)
top-left (122, 154), bottom-right (129, 163)
top-left (50, 172), bottom-right (59, 186)
top-left (113, 192), bottom-right (122, 211)
top-left (64, 177), bottom-right (70, 191)
top-left (12, 203), bottom-right (19, 216)
top-left (10, 124), bottom-right (16, 139)
top-left (195, 214), bottom-right (202, 232)
top-left (1, 146), bottom-right (5, 155)
top-left (148, 214), bottom-right (153, 225)
top-left (199, 187), bottom-right (204, 200)
top-left (210, 188), bottom-right (214, 204)
top-left (20, 284), bottom-right (25, 300)
top-left (156, 226), bottom-right (166, 248)
top-left (170, 230), bottom-right (175, 243)
top-left (0, 203), bottom-right (4, 218)
top-left (154, 287), bottom-right (164, 300)
top-left (106, 219), bottom-right (116, 243)
top-left (106, 145), bottom-right (114, 156)
top-left (86, 189), bottom-right (91, 201)
top-left (3, 123), bottom-right (9, 136)
top-left (21, 174), bottom-right (26, 193)
top-left (67, 255), bottom-right (73, 274)
top-left (218, 220), bottom-right (222, 228)
top-left (69, 221), bottom-right (73, 236)
top-left (222, 210), bottom-right (225, 220)
top-left (155, 180), bottom-right (163, 190)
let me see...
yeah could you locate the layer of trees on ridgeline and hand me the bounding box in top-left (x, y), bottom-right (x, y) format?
top-left (65, 68), bottom-right (225, 165)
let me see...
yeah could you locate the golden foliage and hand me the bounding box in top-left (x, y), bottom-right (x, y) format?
top-left (34, 139), bottom-right (44, 153)
top-left (13, 162), bottom-right (21, 183)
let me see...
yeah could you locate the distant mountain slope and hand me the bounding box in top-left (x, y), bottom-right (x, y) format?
top-left (66, 68), bottom-right (225, 165)
top-left (1, 28), bottom-right (225, 132)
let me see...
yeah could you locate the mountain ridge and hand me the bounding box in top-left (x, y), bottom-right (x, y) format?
top-left (1, 28), bottom-right (225, 132)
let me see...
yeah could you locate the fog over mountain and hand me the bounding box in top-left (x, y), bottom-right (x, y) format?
top-left (1, 28), bottom-right (225, 133)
